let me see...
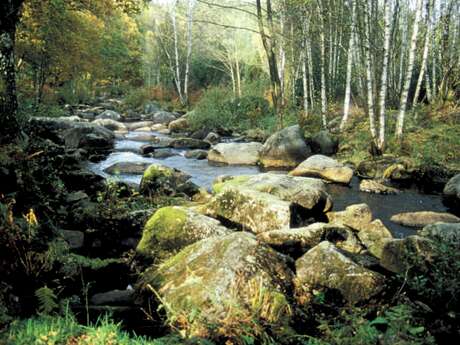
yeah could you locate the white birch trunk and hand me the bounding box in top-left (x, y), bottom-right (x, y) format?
top-left (171, 1), bottom-right (184, 105)
top-left (413, 0), bottom-right (433, 107)
top-left (183, 0), bottom-right (195, 106)
top-left (319, 8), bottom-right (328, 128)
top-left (396, 0), bottom-right (423, 139)
top-left (378, 0), bottom-right (393, 150)
top-left (364, 0), bottom-right (377, 140)
top-left (340, 0), bottom-right (356, 131)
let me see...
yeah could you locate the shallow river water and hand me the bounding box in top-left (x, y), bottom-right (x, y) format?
top-left (89, 130), bottom-right (449, 238)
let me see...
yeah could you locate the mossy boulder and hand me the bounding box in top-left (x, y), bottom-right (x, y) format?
top-left (139, 164), bottom-right (197, 197)
top-left (307, 130), bottom-right (339, 155)
top-left (295, 241), bottom-right (384, 304)
top-left (213, 173), bottom-right (332, 212)
top-left (257, 222), bottom-right (364, 257)
top-left (104, 162), bottom-right (152, 175)
top-left (359, 179), bottom-right (401, 195)
top-left (139, 232), bottom-right (294, 337)
top-left (169, 138), bottom-right (210, 150)
top-left (208, 142), bottom-right (263, 165)
top-left (290, 155), bottom-right (353, 184)
top-left (136, 206), bottom-right (232, 261)
top-left (168, 115), bottom-right (189, 132)
top-left (443, 174), bottom-right (460, 214)
top-left (205, 186), bottom-right (293, 234)
top-left (380, 236), bottom-right (435, 273)
top-left (259, 125), bottom-right (311, 168)
top-left (418, 222), bottom-right (460, 244)
top-left (327, 204), bottom-right (393, 258)
top-left (357, 156), bottom-right (415, 180)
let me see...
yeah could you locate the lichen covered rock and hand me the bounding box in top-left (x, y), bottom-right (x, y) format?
top-left (418, 222), bottom-right (460, 245)
top-left (213, 173), bottom-right (332, 212)
top-left (326, 204), bottom-right (373, 230)
top-left (296, 241), bottom-right (384, 304)
top-left (259, 125), bottom-right (311, 168)
top-left (390, 211), bottom-right (460, 228)
top-left (205, 186), bottom-right (293, 234)
top-left (136, 206), bottom-right (231, 261)
top-left (139, 232), bottom-right (294, 337)
top-left (139, 164), bottom-right (196, 197)
top-left (443, 174), bottom-right (460, 214)
top-left (290, 155), bottom-right (353, 184)
top-left (208, 142), bottom-right (263, 165)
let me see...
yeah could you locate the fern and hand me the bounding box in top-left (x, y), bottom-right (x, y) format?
top-left (35, 286), bottom-right (58, 315)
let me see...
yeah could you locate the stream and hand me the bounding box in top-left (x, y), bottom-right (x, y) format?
top-left (88, 129), bottom-right (449, 238)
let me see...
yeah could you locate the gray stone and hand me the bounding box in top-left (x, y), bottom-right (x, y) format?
top-left (290, 155), bottom-right (353, 184)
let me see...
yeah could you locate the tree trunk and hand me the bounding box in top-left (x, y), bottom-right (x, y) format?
top-left (0, 0), bottom-right (24, 143)
top-left (363, 0), bottom-right (377, 141)
top-left (395, 0), bottom-right (423, 140)
top-left (413, 0), bottom-right (433, 107)
top-left (183, 0), bottom-right (195, 107)
top-left (171, 1), bottom-right (185, 105)
top-left (377, 0), bottom-right (393, 151)
top-left (318, 2), bottom-right (328, 128)
top-left (340, 0), bottom-right (356, 131)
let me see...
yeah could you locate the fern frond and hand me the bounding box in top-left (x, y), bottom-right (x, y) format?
top-left (35, 286), bottom-right (58, 315)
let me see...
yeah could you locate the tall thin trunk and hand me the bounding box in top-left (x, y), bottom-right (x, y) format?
top-left (396, 0), bottom-right (423, 140)
top-left (340, 0), bottom-right (356, 131)
top-left (378, 0), bottom-right (393, 151)
top-left (171, 1), bottom-right (184, 105)
top-left (364, 0), bottom-right (377, 141)
top-left (183, 0), bottom-right (194, 106)
top-left (413, 0), bottom-right (433, 107)
top-left (235, 55), bottom-right (242, 98)
top-left (318, 2), bottom-right (328, 128)
top-left (278, 1), bottom-right (286, 105)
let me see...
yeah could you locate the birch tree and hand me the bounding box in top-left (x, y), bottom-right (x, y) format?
top-left (340, 0), bottom-right (356, 130)
top-left (377, 0), bottom-right (393, 151)
top-left (395, 0), bottom-right (423, 140)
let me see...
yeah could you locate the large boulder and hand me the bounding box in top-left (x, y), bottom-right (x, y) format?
top-left (290, 155), bottom-right (353, 184)
top-left (390, 211), bottom-right (460, 228)
top-left (308, 130), bottom-right (339, 155)
top-left (295, 241), bottom-right (384, 304)
top-left (96, 110), bottom-right (122, 121)
top-left (104, 162), bottom-right (151, 175)
top-left (259, 125), bottom-right (311, 168)
top-left (326, 204), bottom-right (373, 230)
top-left (139, 164), bottom-right (197, 197)
top-left (152, 111), bottom-right (177, 125)
top-left (327, 204), bottom-right (393, 258)
top-left (92, 119), bottom-right (127, 132)
top-left (443, 174), bottom-right (460, 214)
top-left (63, 124), bottom-right (115, 153)
top-left (168, 116), bottom-right (189, 132)
top-left (139, 232), bottom-right (294, 337)
top-left (136, 206), bottom-right (232, 261)
top-left (208, 142), bottom-right (263, 165)
top-left (205, 186), bottom-right (293, 234)
top-left (380, 236), bottom-right (435, 273)
top-left (184, 149), bottom-right (208, 160)
top-left (213, 173), bottom-right (332, 212)
top-left (144, 102), bottom-right (161, 114)
top-left (169, 138), bottom-right (210, 150)
top-left (257, 222), bottom-right (364, 256)
top-left (419, 222), bottom-right (460, 244)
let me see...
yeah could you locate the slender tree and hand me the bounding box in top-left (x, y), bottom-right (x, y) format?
top-left (396, 0), bottom-right (423, 140)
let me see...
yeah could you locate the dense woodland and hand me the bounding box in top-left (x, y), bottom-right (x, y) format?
top-left (1, 0), bottom-right (460, 344)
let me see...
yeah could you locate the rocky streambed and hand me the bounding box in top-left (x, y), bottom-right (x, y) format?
top-left (24, 100), bottom-right (460, 342)
top-left (88, 124), bottom-right (452, 238)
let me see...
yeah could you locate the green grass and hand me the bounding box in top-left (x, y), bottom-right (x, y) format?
top-left (1, 314), bottom-right (206, 345)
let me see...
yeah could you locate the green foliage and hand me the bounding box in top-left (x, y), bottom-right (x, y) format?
top-left (35, 286), bottom-right (59, 315)
top-left (2, 314), bottom-right (213, 345)
top-left (309, 305), bottom-right (435, 345)
top-left (189, 86), bottom-right (275, 132)
top-left (124, 87), bottom-right (152, 109)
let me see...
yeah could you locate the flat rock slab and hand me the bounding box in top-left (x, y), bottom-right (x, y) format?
top-left (208, 142), bottom-right (263, 165)
top-left (104, 162), bottom-right (151, 175)
top-left (290, 154), bottom-right (353, 184)
top-left (359, 179), bottom-right (401, 195)
top-left (390, 211), bottom-right (460, 228)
